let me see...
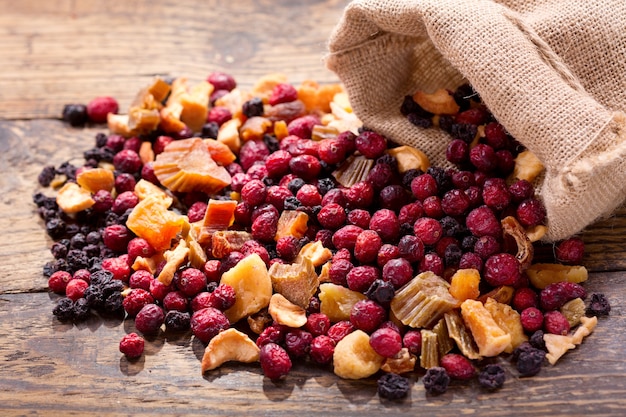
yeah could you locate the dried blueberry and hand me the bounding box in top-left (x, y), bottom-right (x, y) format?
top-left (62, 104), bottom-right (88, 127)
top-left (529, 330), bottom-right (547, 350)
top-left (422, 367), bottom-right (450, 395)
top-left (377, 373), bottom-right (411, 400)
top-left (73, 298), bottom-right (91, 321)
top-left (478, 364), bottom-right (506, 390)
top-left (53, 298), bottom-right (75, 321)
top-left (365, 279), bottom-right (396, 306)
top-left (516, 348), bottom-right (546, 377)
top-left (587, 293), bottom-right (611, 316)
top-left (200, 122), bottom-right (219, 139)
top-left (242, 97), bottom-right (264, 118)
top-left (164, 310), bottom-right (191, 332)
top-left (38, 166), bottom-right (57, 187)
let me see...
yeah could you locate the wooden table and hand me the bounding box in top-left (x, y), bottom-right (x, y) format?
top-left (1, 1), bottom-right (625, 415)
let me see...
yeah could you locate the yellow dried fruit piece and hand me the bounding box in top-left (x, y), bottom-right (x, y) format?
top-left (153, 137), bottom-right (231, 195)
top-left (269, 257), bottom-right (319, 309)
top-left (333, 330), bottom-right (384, 379)
top-left (318, 283), bottom-right (367, 323)
top-left (211, 230), bottom-right (252, 259)
top-left (386, 145), bottom-right (430, 173)
top-left (179, 81), bottom-right (213, 133)
top-left (127, 195), bottom-right (187, 252)
top-left (444, 310), bottom-right (481, 360)
top-left (274, 120), bottom-right (289, 140)
top-left (275, 210), bottom-right (309, 241)
top-left (544, 316), bottom-right (597, 365)
top-left (268, 293), bottom-right (308, 328)
top-left (311, 124), bottom-right (340, 142)
top-left (133, 179), bottom-right (172, 205)
top-left (390, 271), bottom-right (461, 329)
top-left (448, 268), bottom-right (481, 302)
top-left (139, 141), bottom-right (155, 164)
top-left (433, 317), bottom-right (454, 358)
top-left (294, 240), bottom-right (332, 267)
top-left (525, 263), bottom-right (588, 289)
top-left (220, 254), bottom-right (273, 324)
top-left (240, 116), bottom-right (272, 142)
top-left (131, 252), bottom-right (165, 275)
top-left (477, 285), bottom-right (515, 305)
top-left (526, 225), bottom-right (548, 242)
top-left (157, 239), bottom-right (190, 285)
top-left (483, 297), bottom-right (528, 353)
top-left (381, 348), bottom-right (416, 374)
top-left (560, 298), bottom-right (587, 328)
top-left (247, 310), bottom-right (272, 335)
top-left (251, 73), bottom-right (288, 101)
top-left (412, 89), bottom-right (460, 115)
top-left (509, 150), bottom-right (544, 183)
top-left (76, 168), bottom-right (115, 193)
top-left (460, 299), bottom-right (511, 357)
top-left (216, 118), bottom-right (242, 154)
top-left (159, 102), bottom-right (187, 133)
top-left (56, 182), bottom-right (95, 214)
top-left (186, 236), bottom-right (207, 270)
top-left (420, 329), bottom-right (439, 369)
top-left (201, 328), bottom-right (260, 373)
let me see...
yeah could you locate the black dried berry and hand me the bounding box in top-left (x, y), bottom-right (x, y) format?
top-left (440, 216), bottom-right (463, 237)
top-left (103, 292), bottom-right (124, 314)
top-left (263, 134), bottom-right (280, 154)
top-left (365, 279), bottom-right (396, 306)
top-left (399, 222), bottom-right (414, 237)
top-left (453, 83), bottom-right (478, 110)
top-left (242, 97), bottom-right (264, 118)
top-left (95, 132), bottom-right (108, 147)
top-left (587, 293), bottom-right (611, 316)
top-left (62, 104), bottom-right (88, 127)
top-left (38, 166), bottom-right (57, 187)
top-left (516, 348), bottom-right (545, 377)
top-left (444, 244), bottom-right (463, 266)
top-left (407, 113), bottom-right (433, 129)
top-left (287, 178), bottom-right (306, 195)
top-left (438, 115), bottom-right (455, 133)
top-left (164, 310), bottom-right (191, 332)
top-left (70, 233), bottom-right (87, 250)
top-left (400, 95), bottom-right (432, 118)
top-left (102, 279), bottom-right (124, 297)
top-left (317, 177), bottom-right (335, 196)
top-left (426, 166), bottom-right (452, 192)
top-left (450, 123), bottom-right (478, 143)
top-left (90, 270), bottom-right (113, 287)
top-left (377, 373), bottom-right (411, 400)
top-left (53, 298), bottom-right (76, 321)
top-left (401, 169), bottom-right (423, 189)
top-left (83, 244), bottom-right (101, 259)
top-left (84, 285), bottom-right (105, 309)
top-left (283, 196), bottom-right (301, 210)
top-left (422, 367), bottom-right (450, 395)
top-left (529, 330), bottom-right (546, 350)
top-left (478, 364), bottom-right (506, 390)
top-left (50, 242), bottom-right (69, 259)
top-left (200, 122), bottom-right (219, 139)
top-left (73, 298), bottom-right (91, 321)
top-left (66, 249), bottom-right (90, 272)
top-left (45, 218), bottom-right (66, 239)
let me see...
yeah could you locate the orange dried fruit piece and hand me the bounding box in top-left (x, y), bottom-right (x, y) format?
top-left (483, 297), bottom-right (528, 353)
top-left (319, 283), bottom-right (367, 322)
top-left (296, 80), bottom-right (344, 113)
top-left (133, 179), bottom-right (172, 205)
top-left (390, 271), bottom-right (461, 329)
top-left (460, 299), bottom-right (511, 357)
top-left (525, 263), bottom-right (588, 289)
top-left (126, 195), bottom-right (187, 252)
top-left (211, 230), bottom-right (252, 259)
top-left (217, 118), bottom-right (242, 154)
top-left (76, 167), bottom-right (115, 193)
top-left (179, 81), bottom-right (213, 133)
top-left (152, 137), bottom-right (231, 195)
top-left (386, 146), bottom-right (430, 173)
top-left (240, 116), bottom-right (272, 142)
top-left (220, 254), bottom-right (273, 324)
top-left (56, 182), bottom-right (95, 214)
top-left (159, 102), bottom-right (187, 133)
top-left (294, 240), bottom-right (332, 267)
top-left (203, 139), bottom-right (236, 166)
top-left (448, 268), bottom-right (481, 302)
top-left (412, 88), bottom-right (460, 115)
top-left (274, 120), bottom-right (289, 140)
top-left (269, 256), bottom-right (319, 309)
top-left (195, 199), bottom-right (238, 245)
top-left (275, 210), bottom-right (309, 241)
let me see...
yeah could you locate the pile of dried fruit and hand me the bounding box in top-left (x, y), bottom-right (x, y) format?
top-left (34, 72), bottom-right (611, 400)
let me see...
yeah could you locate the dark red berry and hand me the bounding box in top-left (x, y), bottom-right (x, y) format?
top-left (207, 71), bottom-right (236, 91)
top-left (397, 234), bottom-right (425, 263)
top-left (513, 287), bottom-right (539, 311)
top-left (422, 196), bottom-right (444, 219)
top-left (251, 211), bottom-right (279, 243)
top-left (474, 235), bottom-right (501, 259)
top-left (369, 327), bottom-right (402, 358)
top-left (317, 203), bottom-right (347, 230)
top-left (347, 208), bottom-right (371, 229)
top-left (327, 320), bottom-right (356, 344)
top-left (482, 178), bottom-right (511, 211)
top-left (355, 131), bottom-right (387, 159)
top-left (516, 198), bottom-right (546, 227)
top-left (520, 307), bottom-right (544, 333)
top-left (381, 257), bottom-right (413, 289)
top-left (190, 307), bottom-right (230, 343)
top-left (103, 224), bottom-right (133, 253)
top-left (469, 143), bottom-right (497, 172)
top-left (309, 335), bottom-right (335, 364)
top-left (398, 201), bottom-right (424, 225)
top-left (207, 106), bottom-right (232, 126)
top-left (350, 299), bottom-right (386, 333)
top-left (344, 181), bottom-right (374, 209)
top-left (369, 209), bottom-right (400, 243)
top-left (305, 313), bottom-right (331, 337)
top-left (318, 138), bottom-right (347, 165)
top-left (113, 149), bottom-right (142, 174)
top-left (163, 291), bottom-right (189, 312)
top-left (284, 328), bottom-right (313, 358)
top-left (289, 154), bottom-right (321, 180)
top-left (466, 206), bottom-right (501, 238)
top-left (346, 265), bottom-right (380, 293)
top-left (539, 281), bottom-right (586, 311)
top-left (483, 253), bottom-right (521, 286)
top-left (440, 353), bottom-right (476, 380)
top-left (411, 174), bottom-right (438, 201)
top-left (265, 150), bottom-right (292, 178)
top-left (418, 252), bottom-right (445, 276)
top-left (65, 278), bottom-right (88, 301)
top-left (269, 83), bottom-right (298, 105)
top-left (543, 310), bottom-right (570, 335)
top-left (259, 343), bottom-right (292, 380)
top-left (123, 288), bottom-right (155, 317)
top-left (354, 230), bottom-right (383, 264)
top-left (135, 303), bottom-right (165, 335)
top-left (48, 271), bottom-right (72, 294)
top-left (287, 115), bottom-right (320, 139)
top-left (101, 255), bottom-right (131, 282)
top-left (555, 237), bottom-right (585, 265)
top-left (332, 225), bottom-right (363, 252)
top-left (119, 332), bottom-right (144, 359)
top-left (296, 183), bottom-right (322, 206)
top-left (446, 139), bottom-right (469, 164)
top-left (87, 96), bottom-right (118, 123)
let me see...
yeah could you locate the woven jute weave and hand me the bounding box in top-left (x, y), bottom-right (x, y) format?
top-left (326, 0), bottom-right (626, 241)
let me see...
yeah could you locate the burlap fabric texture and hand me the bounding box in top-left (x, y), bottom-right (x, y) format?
top-left (325, 0), bottom-right (626, 242)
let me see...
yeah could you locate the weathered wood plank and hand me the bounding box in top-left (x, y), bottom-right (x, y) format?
top-left (0, 271), bottom-right (623, 416)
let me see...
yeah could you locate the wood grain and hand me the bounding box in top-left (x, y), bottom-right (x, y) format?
top-left (1, 0), bottom-right (625, 416)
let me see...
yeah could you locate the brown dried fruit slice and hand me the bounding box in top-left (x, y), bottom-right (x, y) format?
top-left (269, 257), bottom-right (319, 309)
top-left (386, 145), bottom-right (430, 173)
top-left (76, 168), bottom-right (115, 193)
top-left (126, 195), bottom-right (187, 252)
top-left (275, 210), bottom-right (309, 241)
top-left (390, 271), bottom-right (461, 329)
top-left (319, 283), bottom-right (367, 322)
top-left (381, 348), bottom-right (416, 374)
top-left (460, 299), bottom-right (511, 357)
top-left (56, 182), bottom-right (95, 214)
top-left (501, 216), bottom-right (534, 270)
top-left (153, 137), bottom-right (231, 195)
top-left (477, 285), bottom-right (515, 305)
top-left (333, 329), bottom-right (384, 379)
top-left (483, 297), bottom-right (528, 353)
top-left (444, 310), bottom-right (481, 360)
top-left (332, 155), bottom-right (374, 188)
top-left (201, 328), bottom-right (260, 373)
top-left (412, 89), bottom-right (460, 115)
top-left (525, 263), bottom-right (588, 289)
top-left (211, 230), bottom-right (252, 259)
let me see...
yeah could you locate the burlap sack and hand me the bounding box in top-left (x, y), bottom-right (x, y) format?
top-left (325, 0), bottom-right (626, 242)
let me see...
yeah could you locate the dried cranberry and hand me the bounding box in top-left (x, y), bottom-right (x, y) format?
top-left (113, 149), bottom-right (142, 174)
top-left (459, 252), bottom-right (483, 271)
top-left (369, 209), bottom-right (400, 243)
top-left (474, 235), bottom-right (501, 259)
top-left (287, 115), bottom-right (320, 139)
top-left (48, 271), bottom-right (72, 294)
top-left (296, 184), bottom-right (322, 206)
top-left (162, 291), bottom-right (189, 312)
top-left (123, 288), bottom-right (155, 317)
top-left (318, 138), bottom-right (347, 165)
top-left (397, 235), bottom-right (425, 263)
top-left (149, 278), bottom-right (174, 302)
top-left (411, 174), bottom-right (438, 201)
top-left (284, 328), bottom-right (313, 358)
top-left (251, 211), bottom-right (279, 243)
top-left (327, 321), bottom-right (355, 344)
top-left (207, 71), bottom-right (236, 91)
top-left (350, 299), bottom-right (386, 333)
top-left (543, 310), bottom-right (570, 335)
top-left (115, 173), bottom-right (136, 194)
top-left (269, 83), bottom-right (298, 105)
top-left (344, 181), bottom-right (374, 209)
top-left (332, 225), bottom-right (363, 251)
top-left (346, 209), bottom-right (371, 229)
top-left (112, 191), bottom-right (139, 214)
top-left (555, 237), bottom-right (585, 265)
top-left (466, 206), bottom-right (501, 238)
top-left (482, 178), bottom-right (511, 211)
top-left (316, 203), bottom-right (346, 230)
top-left (135, 303), bottom-right (165, 335)
top-left (309, 335), bottom-right (335, 364)
top-left (418, 252), bottom-right (445, 276)
top-left (259, 343), bottom-right (292, 380)
top-left (265, 149), bottom-right (292, 178)
top-left (520, 307), bottom-right (544, 333)
top-left (119, 332), bottom-right (144, 359)
top-left (377, 244), bottom-right (400, 268)
top-left (276, 236), bottom-right (301, 261)
top-left (516, 198), bottom-right (546, 227)
top-left (440, 353), bottom-right (476, 380)
top-left (469, 143), bottom-right (497, 172)
top-left (86, 96), bottom-right (118, 123)
top-left (346, 265), bottom-right (380, 293)
top-left (305, 313), bottom-right (331, 337)
top-left (369, 327), bottom-right (402, 357)
top-left (539, 281), bottom-right (586, 311)
top-left (240, 179), bottom-right (267, 208)
top-left (354, 230), bottom-right (383, 264)
top-left (190, 307), bottom-right (230, 343)
top-left (289, 154), bottom-right (321, 180)
top-left (422, 196), bottom-right (444, 219)
top-left (483, 253), bottom-right (521, 286)
top-left (446, 139), bottom-right (469, 164)
top-left (496, 149), bottom-right (515, 175)
top-left (366, 162), bottom-right (395, 190)
top-left (129, 270), bottom-right (153, 291)
top-left (512, 287), bottom-right (539, 311)
top-left (355, 131), bottom-right (387, 159)
top-left (65, 278), bottom-right (88, 301)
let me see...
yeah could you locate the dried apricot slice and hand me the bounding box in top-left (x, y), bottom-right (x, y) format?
top-left (460, 299), bottom-right (511, 357)
top-left (126, 195), bottom-right (187, 252)
top-left (203, 139), bottom-right (236, 166)
top-left (76, 167), bottom-right (115, 193)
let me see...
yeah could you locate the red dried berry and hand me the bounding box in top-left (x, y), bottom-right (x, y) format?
top-left (332, 225), bottom-right (363, 252)
top-left (284, 328), bottom-right (313, 358)
top-left (446, 139), bottom-right (469, 164)
top-left (520, 307), bottom-right (544, 333)
top-left (176, 268), bottom-right (207, 297)
top-left (484, 122), bottom-right (509, 149)
top-left (369, 327), bottom-right (402, 358)
top-left (268, 83), bottom-right (298, 105)
top-left (398, 201), bottom-right (424, 225)
top-left (347, 208), bottom-right (371, 229)
top-left (350, 299), bottom-right (387, 333)
top-left (403, 330), bottom-right (423, 356)
top-left (344, 181), bottom-right (375, 209)
top-left (187, 201), bottom-right (208, 223)
top-left (135, 303), bottom-right (165, 335)
top-left (483, 253), bottom-right (521, 287)
top-left (318, 138), bottom-right (347, 165)
top-left (287, 115), bottom-right (320, 139)
top-left (123, 288), bottom-right (155, 317)
top-left (305, 313), bottom-right (331, 337)
top-left (379, 185), bottom-right (409, 211)
top-left (162, 291), bottom-right (189, 312)
top-left (129, 270), bottom-right (153, 291)
top-left (251, 211), bottom-right (279, 243)
top-left (112, 191), bottom-right (139, 214)
top-left (127, 237), bottom-right (156, 263)
top-left (207, 71), bottom-right (236, 91)
top-left (418, 252), bottom-right (445, 276)
top-left (65, 278), bottom-right (88, 301)
top-left (309, 335), bottom-right (335, 364)
top-left (366, 163), bottom-right (396, 190)
top-left (516, 198), bottom-right (547, 227)
top-left (276, 235), bottom-right (301, 261)
top-left (469, 143), bottom-right (497, 172)
top-left (103, 224), bottom-right (133, 253)
top-left (459, 252), bottom-right (483, 271)
top-left (264, 149), bottom-right (292, 178)
top-left (256, 324), bottom-right (286, 347)
top-left (513, 287), bottom-right (539, 311)
top-left (482, 178), bottom-right (511, 211)
top-left (555, 237), bottom-right (585, 265)
top-left (149, 278), bottom-right (173, 302)
top-left (101, 255), bottom-right (131, 282)
top-left (190, 307), bottom-right (230, 343)
top-left (296, 183), bottom-right (322, 206)
top-left (355, 131), bottom-right (387, 159)
top-left (440, 353), bottom-right (476, 380)
top-left (346, 265), bottom-right (381, 293)
top-left (377, 244), bottom-right (400, 268)
top-left (317, 203), bottom-right (347, 230)
top-left (207, 106), bottom-right (233, 126)
top-left (113, 149), bottom-right (142, 174)
top-left (413, 217), bottom-right (443, 245)
top-left (289, 154), bottom-right (321, 180)
top-left (354, 230), bottom-right (383, 264)
top-left (539, 281), bottom-right (587, 311)
top-left (327, 320), bottom-right (356, 344)
top-left (474, 235), bottom-right (502, 259)
top-left (466, 206), bottom-right (501, 238)
top-left (259, 343), bottom-right (292, 380)
top-left (119, 332), bottom-right (144, 359)
top-left (422, 195), bottom-right (444, 219)
top-left (48, 271), bottom-right (72, 294)
top-left (398, 234), bottom-right (425, 263)
top-left (87, 96), bottom-right (118, 123)
top-left (369, 209), bottom-right (400, 243)
top-left (543, 310), bottom-right (570, 335)
top-left (411, 174), bottom-right (438, 201)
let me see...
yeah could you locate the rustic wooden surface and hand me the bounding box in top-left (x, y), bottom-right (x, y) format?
top-left (0, 1), bottom-right (625, 416)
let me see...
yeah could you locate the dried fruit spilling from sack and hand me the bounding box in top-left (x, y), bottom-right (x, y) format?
top-left (34, 72), bottom-right (611, 400)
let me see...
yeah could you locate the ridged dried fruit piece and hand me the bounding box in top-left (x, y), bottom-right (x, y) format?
top-left (390, 271), bottom-right (461, 329)
top-left (332, 155), bottom-right (374, 188)
top-left (483, 297), bottom-right (528, 353)
top-left (319, 283), bottom-right (367, 322)
top-left (275, 210), bottom-right (309, 241)
top-left (211, 230), bottom-right (252, 259)
top-left (444, 310), bottom-right (481, 360)
top-left (386, 145), bottom-right (430, 173)
top-left (56, 182), bottom-right (95, 213)
top-left (420, 329), bottom-right (439, 369)
top-left (195, 199), bottom-right (237, 245)
top-left (333, 329), bottom-right (384, 379)
top-left (560, 298), bottom-right (587, 327)
top-left (448, 268), bottom-right (481, 302)
top-left (269, 257), bottom-right (319, 309)
top-left (126, 195), bottom-right (187, 252)
top-left (433, 318), bottom-right (454, 358)
top-left (219, 254), bottom-right (272, 324)
top-left (460, 299), bottom-right (511, 357)
top-left (216, 118), bottom-right (242, 153)
top-left (153, 137), bottom-right (231, 195)
top-left (76, 167), bottom-right (115, 193)
top-left (201, 328), bottom-right (260, 373)
top-left (525, 263), bottom-right (588, 290)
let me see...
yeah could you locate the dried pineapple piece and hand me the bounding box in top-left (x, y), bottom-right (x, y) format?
top-left (275, 210), bottom-right (309, 241)
top-left (274, 120), bottom-right (289, 140)
top-left (525, 263), bottom-right (588, 289)
top-left (390, 271), bottom-right (461, 329)
top-left (56, 182), bottom-right (94, 213)
top-left (217, 118), bottom-right (242, 154)
top-left (544, 316), bottom-right (597, 365)
top-left (460, 299), bottom-right (511, 357)
top-left (509, 150), bottom-right (544, 183)
top-left (220, 254), bottom-right (273, 324)
top-left (157, 239), bottom-right (190, 285)
top-left (386, 145), bottom-right (430, 173)
top-left (296, 79), bottom-right (344, 114)
top-left (333, 330), bottom-right (384, 379)
top-left (311, 124), bottom-right (340, 142)
top-left (76, 168), bottom-right (115, 193)
top-left (412, 89), bottom-right (460, 115)
top-left (294, 240), bottom-right (332, 267)
top-left (269, 257), bottom-right (319, 309)
top-left (211, 230), bottom-right (252, 259)
top-left (268, 293), bottom-right (308, 328)
top-left (483, 297), bottom-right (528, 353)
top-left (332, 155), bottom-right (374, 188)
top-left (201, 328), bottom-right (260, 373)
top-left (560, 298), bottom-right (587, 327)
top-left (133, 179), bottom-right (171, 205)
top-left (444, 310), bottom-right (481, 360)
top-left (381, 348), bottom-right (416, 374)
top-left (319, 283), bottom-right (367, 322)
